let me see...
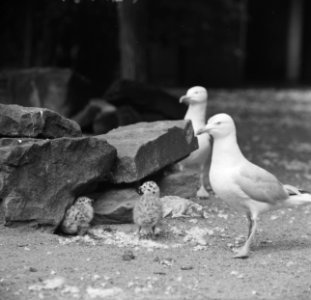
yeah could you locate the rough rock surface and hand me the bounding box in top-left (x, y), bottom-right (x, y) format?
top-left (0, 104), bottom-right (82, 138)
top-left (91, 187), bottom-right (138, 224)
top-left (0, 137), bottom-right (116, 230)
top-left (0, 68), bottom-right (92, 117)
top-left (97, 120), bottom-right (198, 183)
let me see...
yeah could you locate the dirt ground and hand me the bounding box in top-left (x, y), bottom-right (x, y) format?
top-left (1, 89), bottom-right (311, 300)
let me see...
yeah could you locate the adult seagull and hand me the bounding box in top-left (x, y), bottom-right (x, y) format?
top-left (197, 113), bottom-right (311, 258)
top-left (179, 86), bottom-right (211, 198)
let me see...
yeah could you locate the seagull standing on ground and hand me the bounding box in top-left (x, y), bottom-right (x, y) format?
top-left (179, 86), bottom-right (211, 198)
top-left (197, 113), bottom-right (311, 258)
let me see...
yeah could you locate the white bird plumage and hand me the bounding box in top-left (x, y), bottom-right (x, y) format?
top-left (197, 113), bottom-right (311, 258)
top-left (179, 86), bottom-right (211, 198)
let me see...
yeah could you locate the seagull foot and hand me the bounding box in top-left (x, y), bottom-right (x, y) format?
top-left (232, 246), bottom-right (250, 259)
top-left (196, 185), bottom-right (210, 199)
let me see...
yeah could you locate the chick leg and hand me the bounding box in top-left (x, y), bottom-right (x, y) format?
top-left (137, 226), bottom-right (142, 239)
top-left (234, 213), bottom-right (257, 258)
top-left (151, 225), bottom-right (156, 239)
top-left (196, 165), bottom-right (210, 198)
top-left (77, 225), bottom-right (89, 236)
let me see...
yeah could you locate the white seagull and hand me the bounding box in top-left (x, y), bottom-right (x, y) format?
top-left (197, 113), bottom-right (311, 258)
top-left (179, 86), bottom-right (211, 198)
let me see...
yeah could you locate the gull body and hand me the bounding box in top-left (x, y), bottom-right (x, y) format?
top-left (197, 113), bottom-right (311, 258)
top-left (179, 86), bottom-right (211, 198)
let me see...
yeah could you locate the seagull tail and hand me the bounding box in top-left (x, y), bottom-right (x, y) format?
top-left (284, 184), bottom-right (311, 206)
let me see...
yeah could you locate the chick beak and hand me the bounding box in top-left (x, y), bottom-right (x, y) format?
top-left (196, 124), bottom-right (214, 135)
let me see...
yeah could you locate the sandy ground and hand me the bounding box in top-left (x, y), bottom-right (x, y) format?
top-left (1, 89), bottom-right (311, 300)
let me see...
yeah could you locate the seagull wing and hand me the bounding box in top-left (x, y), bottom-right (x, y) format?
top-left (235, 162), bottom-right (288, 204)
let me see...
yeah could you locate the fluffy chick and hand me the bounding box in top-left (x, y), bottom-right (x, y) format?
top-left (133, 181), bottom-right (163, 239)
top-left (60, 196), bottom-right (94, 236)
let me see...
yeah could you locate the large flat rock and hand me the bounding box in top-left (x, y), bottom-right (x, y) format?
top-left (97, 120), bottom-right (198, 183)
top-left (91, 188), bottom-right (138, 224)
top-left (0, 137), bottom-right (116, 230)
top-left (0, 104), bottom-right (82, 138)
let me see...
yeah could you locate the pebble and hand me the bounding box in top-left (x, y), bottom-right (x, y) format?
top-left (122, 250), bottom-right (135, 261)
top-left (29, 267), bottom-right (38, 272)
top-left (180, 265), bottom-right (193, 270)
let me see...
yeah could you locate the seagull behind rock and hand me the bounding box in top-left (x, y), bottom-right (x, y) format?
top-left (179, 86), bottom-right (211, 198)
top-left (197, 113), bottom-right (311, 258)
top-left (133, 181), bottom-right (163, 239)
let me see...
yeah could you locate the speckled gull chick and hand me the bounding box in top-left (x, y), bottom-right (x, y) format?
top-left (60, 196), bottom-right (94, 236)
top-left (133, 181), bottom-right (163, 239)
top-left (179, 86), bottom-right (211, 198)
top-left (197, 113), bottom-right (311, 258)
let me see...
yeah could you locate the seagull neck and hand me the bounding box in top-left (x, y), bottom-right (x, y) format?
top-left (212, 133), bottom-right (245, 166)
top-left (186, 103), bottom-right (207, 127)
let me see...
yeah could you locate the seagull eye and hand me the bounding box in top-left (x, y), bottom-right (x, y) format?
top-left (216, 121), bottom-right (221, 125)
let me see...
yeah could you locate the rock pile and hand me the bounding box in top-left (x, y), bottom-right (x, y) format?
top-left (0, 103), bottom-right (198, 230)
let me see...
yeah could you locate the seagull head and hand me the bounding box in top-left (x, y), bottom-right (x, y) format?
top-left (196, 113), bottom-right (236, 139)
top-left (179, 86), bottom-right (207, 105)
top-left (138, 181), bottom-right (160, 197)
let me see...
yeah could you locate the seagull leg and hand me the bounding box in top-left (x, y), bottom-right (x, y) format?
top-left (196, 165), bottom-right (210, 198)
top-left (233, 213), bottom-right (257, 259)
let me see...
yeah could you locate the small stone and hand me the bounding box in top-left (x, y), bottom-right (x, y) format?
top-left (122, 250), bottom-right (135, 261)
top-left (153, 272), bottom-right (166, 275)
top-left (29, 267), bottom-right (38, 272)
top-left (180, 265), bottom-right (193, 270)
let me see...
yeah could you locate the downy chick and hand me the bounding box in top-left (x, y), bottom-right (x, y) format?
top-left (133, 181), bottom-right (162, 239)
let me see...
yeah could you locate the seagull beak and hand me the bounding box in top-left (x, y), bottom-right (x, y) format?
top-left (196, 124), bottom-right (214, 135)
top-left (179, 95), bottom-right (193, 104)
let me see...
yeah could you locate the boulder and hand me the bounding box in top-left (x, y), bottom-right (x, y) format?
top-left (0, 104), bottom-right (82, 138)
top-left (0, 68), bottom-right (93, 117)
top-left (96, 120), bottom-right (198, 183)
top-left (0, 137), bottom-right (117, 230)
top-left (91, 187), bottom-right (138, 224)
top-left (103, 79), bottom-right (186, 120)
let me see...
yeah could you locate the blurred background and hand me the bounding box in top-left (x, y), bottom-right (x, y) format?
top-left (0, 0), bottom-right (310, 133)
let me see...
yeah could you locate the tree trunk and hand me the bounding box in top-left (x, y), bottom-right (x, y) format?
top-left (23, 0), bottom-right (34, 67)
top-left (286, 0), bottom-right (303, 83)
top-left (117, 0), bottom-right (148, 82)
